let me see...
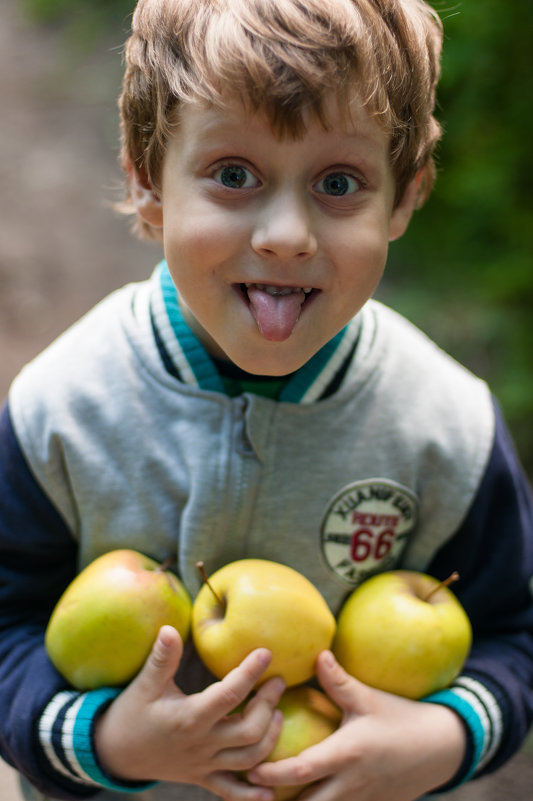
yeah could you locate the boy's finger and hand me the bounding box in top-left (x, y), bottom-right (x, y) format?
top-left (247, 732), bottom-right (344, 789)
top-left (216, 675), bottom-right (285, 751)
top-left (315, 650), bottom-right (370, 714)
top-left (199, 648), bottom-right (273, 721)
top-left (132, 624), bottom-right (184, 700)
top-left (244, 673), bottom-right (286, 716)
top-left (217, 708), bottom-right (284, 771)
top-left (207, 768), bottom-right (275, 801)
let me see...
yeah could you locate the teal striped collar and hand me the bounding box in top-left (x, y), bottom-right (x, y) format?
top-left (150, 261), bottom-right (360, 404)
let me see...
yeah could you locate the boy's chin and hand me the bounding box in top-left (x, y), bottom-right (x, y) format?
top-left (221, 344), bottom-right (315, 377)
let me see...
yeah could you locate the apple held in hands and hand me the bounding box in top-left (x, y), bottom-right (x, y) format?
top-left (261, 686), bottom-right (341, 801)
top-left (333, 570), bottom-right (472, 700)
top-left (192, 559), bottom-right (336, 686)
top-left (45, 549), bottom-right (192, 690)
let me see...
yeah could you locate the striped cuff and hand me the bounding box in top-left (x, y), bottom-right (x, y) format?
top-left (423, 675), bottom-right (503, 788)
top-left (38, 688), bottom-right (157, 793)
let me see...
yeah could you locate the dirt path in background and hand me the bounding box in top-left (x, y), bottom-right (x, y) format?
top-left (0, 3), bottom-right (156, 794)
top-left (0, 0), bottom-right (157, 400)
top-left (0, 1), bottom-right (531, 799)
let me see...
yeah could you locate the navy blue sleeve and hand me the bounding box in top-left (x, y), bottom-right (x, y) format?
top-left (428, 398), bottom-right (533, 776)
top-left (0, 401), bottom-right (96, 799)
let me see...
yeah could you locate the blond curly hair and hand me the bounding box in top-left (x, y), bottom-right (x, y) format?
top-left (119, 0), bottom-right (443, 238)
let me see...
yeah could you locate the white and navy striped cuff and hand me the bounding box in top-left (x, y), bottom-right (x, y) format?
top-left (38, 688), bottom-right (157, 793)
top-left (423, 676), bottom-right (503, 785)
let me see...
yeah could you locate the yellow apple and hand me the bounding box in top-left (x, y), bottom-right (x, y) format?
top-left (333, 570), bottom-right (472, 699)
top-left (45, 549), bottom-right (191, 690)
top-left (192, 559), bottom-right (336, 686)
top-left (264, 686), bottom-right (342, 800)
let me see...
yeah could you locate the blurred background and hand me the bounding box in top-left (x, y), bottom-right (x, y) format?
top-left (0, 0), bottom-right (531, 798)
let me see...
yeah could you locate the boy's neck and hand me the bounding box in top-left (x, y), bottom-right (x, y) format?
top-left (211, 356), bottom-right (291, 400)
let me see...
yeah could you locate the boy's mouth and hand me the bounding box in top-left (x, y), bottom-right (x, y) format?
top-left (238, 283), bottom-right (317, 341)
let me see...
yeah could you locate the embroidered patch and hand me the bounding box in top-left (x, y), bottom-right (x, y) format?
top-left (320, 479), bottom-right (418, 585)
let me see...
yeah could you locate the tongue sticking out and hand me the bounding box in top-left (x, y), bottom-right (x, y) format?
top-left (246, 286), bottom-right (307, 341)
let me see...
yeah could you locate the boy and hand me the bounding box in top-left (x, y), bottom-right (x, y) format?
top-left (1, 0), bottom-right (532, 800)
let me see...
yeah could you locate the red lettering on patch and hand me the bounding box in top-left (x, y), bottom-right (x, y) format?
top-left (350, 527), bottom-right (396, 562)
top-left (351, 511), bottom-right (401, 527)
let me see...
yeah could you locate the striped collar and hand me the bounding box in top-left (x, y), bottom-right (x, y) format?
top-left (150, 261), bottom-right (361, 404)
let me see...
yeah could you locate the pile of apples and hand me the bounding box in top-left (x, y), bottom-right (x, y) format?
top-left (45, 551), bottom-right (472, 799)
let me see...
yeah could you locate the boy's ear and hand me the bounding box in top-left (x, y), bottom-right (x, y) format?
top-left (388, 170), bottom-right (424, 242)
top-left (128, 162), bottom-right (163, 229)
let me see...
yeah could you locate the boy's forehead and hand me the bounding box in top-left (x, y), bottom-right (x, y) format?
top-left (175, 92), bottom-right (390, 151)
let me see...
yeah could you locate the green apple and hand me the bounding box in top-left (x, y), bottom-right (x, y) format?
top-left (333, 570), bottom-right (472, 699)
top-left (45, 549), bottom-right (191, 690)
top-left (264, 686), bottom-right (342, 800)
top-left (192, 559), bottom-right (336, 686)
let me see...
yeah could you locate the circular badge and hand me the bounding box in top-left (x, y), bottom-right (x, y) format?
top-left (320, 479), bottom-right (418, 585)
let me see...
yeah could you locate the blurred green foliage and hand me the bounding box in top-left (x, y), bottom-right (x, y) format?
top-left (22, 0), bottom-right (533, 477)
top-left (21, 0), bottom-right (134, 44)
top-left (22, 0), bottom-right (132, 22)
top-left (383, 1), bottom-right (533, 478)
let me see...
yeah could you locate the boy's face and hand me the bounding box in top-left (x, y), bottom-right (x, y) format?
top-left (143, 95), bottom-right (417, 375)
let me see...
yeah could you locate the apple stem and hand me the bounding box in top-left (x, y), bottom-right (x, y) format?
top-left (196, 561), bottom-right (224, 606)
top-left (424, 571), bottom-right (460, 602)
top-left (155, 556), bottom-right (175, 573)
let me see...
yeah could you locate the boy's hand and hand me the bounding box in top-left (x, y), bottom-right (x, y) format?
top-left (94, 625), bottom-right (285, 801)
top-left (247, 651), bottom-right (467, 801)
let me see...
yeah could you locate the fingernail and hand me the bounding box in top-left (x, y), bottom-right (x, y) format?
top-left (321, 650), bottom-right (335, 667)
top-left (257, 648), bottom-right (272, 667)
top-left (157, 625), bottom-right (173, 649)
top-left (273, 709), bottom-right (284, 726)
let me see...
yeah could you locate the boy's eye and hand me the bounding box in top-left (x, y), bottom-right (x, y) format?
top-left (213, 164), bottom-right (259, 189)
top-left (314, 172), bottom-right (360, 196)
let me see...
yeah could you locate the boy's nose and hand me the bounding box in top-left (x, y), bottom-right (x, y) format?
top-left (251, 192), bottom-right (318, 261)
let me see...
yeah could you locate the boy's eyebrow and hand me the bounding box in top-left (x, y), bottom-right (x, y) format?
top-left (177, 105), bottom-right (391, 182)
top-left (188, 115), bottom-right (386, 154)
top-left (182, 101), bottom-right (386, 142)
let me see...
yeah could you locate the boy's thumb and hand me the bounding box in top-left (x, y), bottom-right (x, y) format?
top-left (135, 624), bottom-right (183, 696)
top-left (316, 650), bottom-right (370, 715)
